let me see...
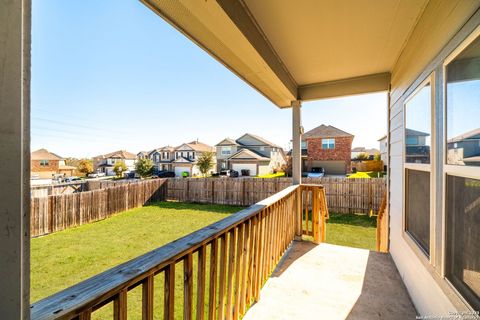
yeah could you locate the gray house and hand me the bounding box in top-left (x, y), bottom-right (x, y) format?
top-left (447, 128), bottom-right (480, 166)
top-left (215, 133), bottom-right (286, 176)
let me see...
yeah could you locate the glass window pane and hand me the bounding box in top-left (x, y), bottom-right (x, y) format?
top-left (446, 35), bottom-right (480, 166)
top-left (405, 169), bottom-right (430, 255)
top-left (446, 175), bottom-right (480, 310)
top-left (405, 84), bottom-right (431, 164)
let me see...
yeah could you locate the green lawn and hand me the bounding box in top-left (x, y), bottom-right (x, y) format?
top-left (326, 212), bottom-right (377, 250)
top-left (31, 202), bottom-right (376, 319)
top-left (256, 172), bottom-right (286, 178)
top-left (31, 202), bottom-right (243, 319)
top-left (348, 171), bottom-right (385, 178)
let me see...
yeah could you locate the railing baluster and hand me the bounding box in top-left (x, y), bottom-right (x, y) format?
top-left (184, 253), bottom-right (194, 320)
top-left (226, 228), bottom-right (237, 320)
top-left (164, 263), bottom-right (175, 320)
top-left (142, 275), bottom-right (154, 320)
top-left (208, 240), bottom-right (218, 320)
top-left (113, 288), bottom-right (127, 320)
top-left (197, 245), bottom-right (206, 320)
top-left (246, 217), bottom-right (255, 305)
top-left (233, 223), bottom-right (244, 320)
top-left (218, 234), bottom-right (228, 320)
top-left (239, 219), bottom-right (250, 315)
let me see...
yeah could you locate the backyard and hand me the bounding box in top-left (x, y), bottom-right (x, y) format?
top-left (31, 201), bottom-right (376, 319)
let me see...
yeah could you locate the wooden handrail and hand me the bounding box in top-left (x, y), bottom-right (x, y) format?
top-left (31, 184), bottom-right (328, 320)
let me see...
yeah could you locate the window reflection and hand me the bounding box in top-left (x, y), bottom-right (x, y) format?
top-left (405, 84), bottom-right (431, 164)
top-left (446, 35), bottom-right (480, 166)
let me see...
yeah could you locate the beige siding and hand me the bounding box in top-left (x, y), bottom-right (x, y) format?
top-left (388, 2), bottom-right (479, 315)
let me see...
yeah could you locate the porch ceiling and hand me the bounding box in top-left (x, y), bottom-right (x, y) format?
top-left (141, 0), bottom-right (429, 107)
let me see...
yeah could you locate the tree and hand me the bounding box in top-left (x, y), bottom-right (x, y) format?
top-left (196, 151), bottom-right (215, 177)
top-left (373, 153), bottom-right (381, 161)
top-left (77, 159), bottom-right (93, 176)
top-left (113, 161), bottom-right (127, 178)
top-left (135, 158), bottom-right (154, 178)
top-left (355, 152), bottom-right (369, 161)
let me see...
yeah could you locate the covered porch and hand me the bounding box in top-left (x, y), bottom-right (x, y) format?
top-left (1, 0), bottom-right (479, 319)
top-left (244, 242), bottom-right (415, 320)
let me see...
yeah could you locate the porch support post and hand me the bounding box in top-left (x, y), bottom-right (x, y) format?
top-left (0, 0), bottom-right (31, 318)
top-left (291, 100), bottom-right (302, 185)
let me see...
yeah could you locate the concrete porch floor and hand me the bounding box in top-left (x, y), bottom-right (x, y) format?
top-left (244, 242), bottom-right (417, 320)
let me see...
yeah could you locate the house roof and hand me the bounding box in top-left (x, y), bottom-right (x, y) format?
top-left (303, 125), bottom-right (353, 138)
top-left (378, 135), bottom-right (387, 141)
top-left (237, 133), bottom-right (282, 148)
top-left (137, 151), bottom-right (150, 156)
top-left (176, 141), bottom-right (215, 152)
top-left (215, 138), bottom-right (239, 146)
top-left (352, 147), bottom-right (365, 152)
top-left (31, 148), bottom-right (63, 161)
top-left (228, 148), bottom-right (270, 161)
top-left (405, 128), bottom-right (429, 137)
top-left (96, 150), bottom-right (137, 160)
top-left (149, 146), bottom-right (175, 155)
top-left (447, 128), bottom-right (480, 143)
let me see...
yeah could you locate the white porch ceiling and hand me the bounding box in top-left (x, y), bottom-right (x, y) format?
top-left (142, 0), bottom-right (431, 107)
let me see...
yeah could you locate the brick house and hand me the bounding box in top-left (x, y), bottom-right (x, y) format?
top-left (302, 125), bottom-right (354, 175)
top-left (31, 148), bottom-right (76, 179)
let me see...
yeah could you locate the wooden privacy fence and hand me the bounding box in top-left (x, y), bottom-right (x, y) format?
top-left (30, 179), bottom-right (168, 237)
top-left (166, 177), bottom-right (386, 214)
top-left (31, 184), bottom-right (328, 320)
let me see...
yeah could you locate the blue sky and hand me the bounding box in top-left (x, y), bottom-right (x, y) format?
top-left (31, 0), bottom-right (387, 158)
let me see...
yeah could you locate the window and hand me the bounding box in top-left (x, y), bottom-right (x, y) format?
top-left (405, 169), bottom-right (431, 254)
top-left (259, 146), bottom-right (265, 151)
top-left (444, 30), bottom-right (480, 310)
top-left (322, 139), bottom-right (335, 149)
top-left (405, 136), bottom-right (418, 145)
top-left (40, 160), bottom-right (49, 166)
top-left (405, 83), bottom-right (431, 164)
top-left (404, 77), bottom-right (433, 257)
top-left (301, 141), bottom-right (307, 149)
top-left (446, 33), bottom-right (480, 167)
top-left (445, 176), bottom-right (480, 310)
top-left (155, 155), bottom-right (159, 162)
top-left (221, 146), bottom-right (231, 155)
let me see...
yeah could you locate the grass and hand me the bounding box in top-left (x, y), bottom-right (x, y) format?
top-left (31, 202), bottom-right (243, 319)
top-left (348, 171), bottom-right (385, 178)
top-left (326, 212), bottom-right (377, 250)
top-left (256, 172), bottom-right (286, 178)
top-left (31, 202), bottom-right (376, 318)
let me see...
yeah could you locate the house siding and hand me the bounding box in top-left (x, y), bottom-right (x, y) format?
top-left (388, 3), bottom-right (479, 316)
top-left (305, 136), bottom-right (353, 173)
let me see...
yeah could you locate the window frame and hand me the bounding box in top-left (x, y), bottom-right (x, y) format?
top-left (440, 25), bottom-right (480, 310)
top-left (402, 73), bottom-right (436, 264)
top-left (322, 138), bottom-right (335, 149)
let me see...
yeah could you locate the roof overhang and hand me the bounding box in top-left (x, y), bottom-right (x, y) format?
top-left (141, 0), bottom-right (434, 107)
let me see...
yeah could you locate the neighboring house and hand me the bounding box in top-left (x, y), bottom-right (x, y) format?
top-left (405, 128), bottom-right (430, 163)
top-left (447, 128), bottom-right (480, 166)
top-left (301, 125), bottom-right (354, 175)
top-left (378, 135), bottom-right (388, 163)
top-left (215, 133), bottom-right (287, 176)
top-left (172, 141), bottom-right (215, 177)
top-left (148, 146), bottom-right (175, 171)
top-left (351, 147), bottom-right (380, 159)
top-left (137, 151), bottom-right (150, 159)
top-left (31, 148), bottom-right (76, 179)
top-left (93, 150), bottom-right (137, 176)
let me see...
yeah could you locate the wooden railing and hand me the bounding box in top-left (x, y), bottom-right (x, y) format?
top-left (299, 184), bottom-right (329, 244)
top-left (31, 184), bottom-right (328, 320)
top-left (376, 192), bottom-right (388, 252)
